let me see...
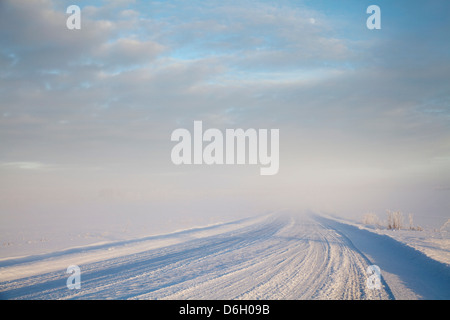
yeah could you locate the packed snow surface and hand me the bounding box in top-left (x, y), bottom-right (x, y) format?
top-left (0, 213), bottom-right (448, 299)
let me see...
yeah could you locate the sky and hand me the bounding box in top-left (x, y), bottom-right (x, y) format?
top-left (0, 0), bottom-right (449, 238)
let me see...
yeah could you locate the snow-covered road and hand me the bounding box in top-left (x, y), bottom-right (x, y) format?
top-left (0, 213), bottom-right (448, 299)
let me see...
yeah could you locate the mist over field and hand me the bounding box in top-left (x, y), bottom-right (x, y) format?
top-left (0, 0), bottom-right (449, 301)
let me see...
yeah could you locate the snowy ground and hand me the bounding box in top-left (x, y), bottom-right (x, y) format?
top-left (342, 219), bottom-right (450, 266)
top-left (0, 213), bottom-right (448, 300)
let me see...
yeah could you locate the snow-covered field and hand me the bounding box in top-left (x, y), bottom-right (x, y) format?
top-left (0, 213), bottom-right (449, 300)
top-left (329, 215), bottom-right (450, 266)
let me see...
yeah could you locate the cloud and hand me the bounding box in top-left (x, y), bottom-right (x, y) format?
top-left (93, 38), bottom-right (166, 69)
top-left (0, 161), bottom-right (49, 170)
top-left (150, 1), bottom-right (351, 71)
top-left (0, 0), bottom-right (449, 223)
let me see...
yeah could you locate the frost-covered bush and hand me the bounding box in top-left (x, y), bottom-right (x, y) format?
top-left (387, 210), bottom-right (403, 230)
top-left (362, 213), bottom-right (381, 228)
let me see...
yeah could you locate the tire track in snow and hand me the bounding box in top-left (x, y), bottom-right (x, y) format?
top-left (0, 214), bottom-right (392, 300)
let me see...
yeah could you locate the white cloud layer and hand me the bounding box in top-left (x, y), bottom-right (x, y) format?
top-left (0, 0), bottom-right (449, 227)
